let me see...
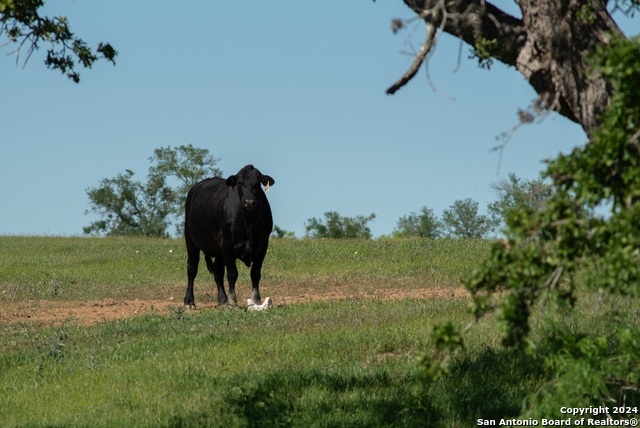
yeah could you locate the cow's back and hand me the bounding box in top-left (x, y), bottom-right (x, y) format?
top-left (185, 178), bottom-right (230, 256)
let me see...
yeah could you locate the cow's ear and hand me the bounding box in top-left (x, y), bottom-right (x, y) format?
top-left (261, 175), bottom-right (275, 187)
top-left (226, 175), bottom-right (238, 190)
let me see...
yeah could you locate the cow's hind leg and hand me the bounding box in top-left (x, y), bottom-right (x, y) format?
top-left (184, 236), bottom-right (200, 310)
top-left (221, 245), bottom-right (239, 307)
top-left (205, 256), bottom-right (228, 306)
top-left (225, 263), bottom-right (239, 307)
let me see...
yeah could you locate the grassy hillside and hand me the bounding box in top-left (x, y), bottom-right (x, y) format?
top-left (0, 236), bottom-right (635, 427)
top-left (0, 236), bottom-right (492, 302)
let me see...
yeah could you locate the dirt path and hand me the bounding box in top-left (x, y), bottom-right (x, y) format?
top-left (0, 286), bottom-right (468, 328)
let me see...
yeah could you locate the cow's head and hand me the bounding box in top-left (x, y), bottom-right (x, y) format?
top-left (226, 165), bottom-right (275, 211)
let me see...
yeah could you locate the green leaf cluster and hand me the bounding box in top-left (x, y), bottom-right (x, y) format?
top-left (469, 37), bottom-right (498, 70)
top-left (524, 325), bottom-right (640, 418)
top-left (576, 3), bottom-right (596, 24)
top-left (0, 0), bottom-right (116, 82)
top-left (421, 320), bottom-right (465, 382)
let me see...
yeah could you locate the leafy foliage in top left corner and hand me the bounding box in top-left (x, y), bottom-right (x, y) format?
top-left (0, 0), bottom-right (117, 82)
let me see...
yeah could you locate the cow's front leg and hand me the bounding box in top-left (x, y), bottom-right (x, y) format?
top-left (249, 253), bottom-right (265, 305)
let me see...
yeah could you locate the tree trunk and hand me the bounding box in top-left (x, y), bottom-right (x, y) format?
top-left (394, 0), bottom-right (626, 135)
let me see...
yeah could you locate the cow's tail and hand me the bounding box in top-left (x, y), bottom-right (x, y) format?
top-left (205, 256), bottom-right (216, 274)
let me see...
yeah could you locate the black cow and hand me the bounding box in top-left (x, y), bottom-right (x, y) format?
top-left (183, 165), bottom-right (275, 309)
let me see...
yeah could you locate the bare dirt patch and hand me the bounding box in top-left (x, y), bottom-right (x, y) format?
top-left (0, 285), bottom-right (469, 328)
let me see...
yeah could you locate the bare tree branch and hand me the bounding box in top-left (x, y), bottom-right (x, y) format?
top-left (403, 0), bottom-right (526, 66)
top-left (424, 58), bottom-right (456, 101)
top-left (392, 0), bottom-right (627, 135)
top-left (453, 37), bottom-right (463, 73)
top-left (489, 121), bottom-right (526, 175)
top-left (386, 22), bottom-right (437, 95)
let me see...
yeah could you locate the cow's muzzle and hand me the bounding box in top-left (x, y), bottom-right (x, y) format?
top-left (243, 199), bottom-right (257, 210)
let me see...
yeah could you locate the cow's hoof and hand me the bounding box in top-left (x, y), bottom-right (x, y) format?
top-left (184, 304), bottom-right (196, 311)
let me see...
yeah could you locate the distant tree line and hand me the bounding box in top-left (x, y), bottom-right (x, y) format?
top-left (300, 173), bottom-right (551, 240)
top-left (391, 173), bottom-right (551, 239)
top-left (390, 199), bottom-right (493, 239)
top-left (85, 146), bottom-right (550, 240)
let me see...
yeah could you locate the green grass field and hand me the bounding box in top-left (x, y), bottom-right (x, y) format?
top-left (0, 236), bottom-right (492, 302)
top-left (0, 236), bottom-right (636, 427)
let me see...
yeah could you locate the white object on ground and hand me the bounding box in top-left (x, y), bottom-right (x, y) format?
top-left (247, 297), bottom-right (273, 311)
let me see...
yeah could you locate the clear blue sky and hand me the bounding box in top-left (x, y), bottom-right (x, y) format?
top-left (1, 1), bottom-right (637, 238)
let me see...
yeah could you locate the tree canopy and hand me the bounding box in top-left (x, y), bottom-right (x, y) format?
top-left (148, 145), bottom-right (223, 235)
top-left (83, 170), bottom-right (175, 238)
top-left (487, 172), bottom-right (553, 230)
top-left (148, 145), bottom-right (223, 199)
top-left (272, 225), bottom-right (296, 239)
top-left (393, 206), bottom-right (442, 238)
top-left (84, 145), bottom-right (222, 238)
top-left (441, 198), bottom-right (493, 238)
top-left (305, 211), bottom-right (377, 239)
